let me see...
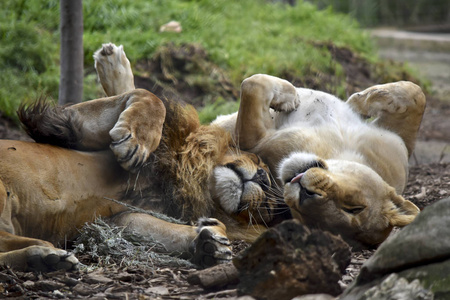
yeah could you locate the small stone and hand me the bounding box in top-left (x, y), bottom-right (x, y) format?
top-left (73, 284), bottom-right (94, 296)
top-left (22, 280), bottom-right (35, 289)
top-left (84, 273), bottom-right (114, 284)
top-left (145, 286), bottom-right (170, 295)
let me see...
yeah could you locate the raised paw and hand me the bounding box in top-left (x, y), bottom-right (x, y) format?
top-left (1, 245), bottom-right (79, 272)
top-left (347, 81), bottom-right (425, 118)
top-left (109, 124), bottom-right (152, 172)
top-left (191, 218), bottom-right (232, 268)
top-left (269, 86), bottom-right (300, 112)
top-left (109, 90), bottom-right (166, 172)
top-left (94, 43), bottom-right (135, 96)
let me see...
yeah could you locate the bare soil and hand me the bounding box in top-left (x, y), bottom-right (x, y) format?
top-left (0, 42), bottom-right (449, 299)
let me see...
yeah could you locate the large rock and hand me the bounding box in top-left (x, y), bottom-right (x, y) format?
top-left (342, 197), bottom-right (450, 299)
top-left (233, 219), bottom-right (351, 300)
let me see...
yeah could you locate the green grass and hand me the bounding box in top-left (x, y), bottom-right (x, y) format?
top-left (1, 0), bottom-right (376, 121)
top-left (198, 98), bottom-right (240, 124)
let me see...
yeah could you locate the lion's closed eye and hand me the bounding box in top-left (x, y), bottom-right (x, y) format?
top-left (341, 206), bottom-right (365, 215)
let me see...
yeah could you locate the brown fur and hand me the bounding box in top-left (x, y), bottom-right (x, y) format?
top-left (0, 90), bottom-right (273, 271)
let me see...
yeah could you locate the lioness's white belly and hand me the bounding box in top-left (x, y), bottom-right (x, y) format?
top-left (254, 87), bottom-right (408, 191)
top-left (274, 87), bottom-right (362, 130)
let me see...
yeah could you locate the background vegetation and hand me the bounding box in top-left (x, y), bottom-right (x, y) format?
top-left (0, 0), bottom-right (415, 123)
top-left (307, 0), bottom-right (450, 28)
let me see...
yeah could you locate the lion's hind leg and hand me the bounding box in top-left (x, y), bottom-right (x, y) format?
top-left (94, 43), bottom-right (135, 96)
top-left (346, 81), bottom-right (426, 157)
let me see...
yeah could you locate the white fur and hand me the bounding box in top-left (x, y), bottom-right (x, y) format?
top-left (274, 87), bottom-right (361, 130)
top-left (278, 152), bottom-right (319, 183)
top-left (212, 167), bottom-right (242, 214)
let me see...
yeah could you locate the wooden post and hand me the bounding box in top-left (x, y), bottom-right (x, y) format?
top-left (59, 0), bottom-right (83, 105)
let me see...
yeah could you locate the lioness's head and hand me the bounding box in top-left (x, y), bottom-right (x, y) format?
top-left (210, 150), bottom-right (283, 229)
top-left (279, 152), bottom-right (419, 249)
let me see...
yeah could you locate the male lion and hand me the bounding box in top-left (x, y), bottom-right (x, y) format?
top-left (0, 45), bottom-right (280, 271)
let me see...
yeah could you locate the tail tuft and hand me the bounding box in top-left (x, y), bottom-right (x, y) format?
top-left (17, 98), bottom-right (83, 149)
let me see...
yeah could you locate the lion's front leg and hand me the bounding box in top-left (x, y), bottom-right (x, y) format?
top-left (111, 213), bottom-right (232, 268)
top-left (236, 74), bottom-right (299, 150)
top-left (346, 81), bottom-right (426, 157)
top-left (190, 218), bottom-right (232, 268)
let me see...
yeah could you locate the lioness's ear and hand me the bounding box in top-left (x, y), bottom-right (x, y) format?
top-left (385, 190), bottom-right (420, 227)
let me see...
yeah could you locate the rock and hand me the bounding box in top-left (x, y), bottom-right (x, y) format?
top-left (342, 197), bottom-right (450, 299)
top-left (234, 219), bottom-right (351, 300)
top-left (360, 274), bottom-right (433, 300)
top-left (159, 21), bottom-right (182, 33)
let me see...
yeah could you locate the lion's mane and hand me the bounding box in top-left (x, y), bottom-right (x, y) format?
top-left (148, 99), bottom-right (233, 221)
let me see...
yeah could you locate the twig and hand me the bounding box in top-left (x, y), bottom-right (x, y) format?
top-left (103, 197), bottom-right (184, 224)
top-left (204, 288), bottom-right (237, 299)
top-left (187, 262), bottom-right (239, 289)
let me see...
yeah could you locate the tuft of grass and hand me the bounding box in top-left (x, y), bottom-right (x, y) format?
top-left (1, 0), bottom-right (378, 121)
top-left (73, 218), bottom-right (196, 269)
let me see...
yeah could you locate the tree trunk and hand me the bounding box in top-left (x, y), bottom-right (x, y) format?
top-left (59, 0), bottom-right (83, 105)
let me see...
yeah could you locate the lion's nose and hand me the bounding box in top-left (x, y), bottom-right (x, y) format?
top-left (252, 168), bottom-right (270, 190)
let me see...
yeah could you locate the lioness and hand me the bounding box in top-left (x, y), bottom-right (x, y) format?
top-left (214, 74), bottom-right (424, 249)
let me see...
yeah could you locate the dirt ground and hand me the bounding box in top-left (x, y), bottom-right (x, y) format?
top-left (0, 41), bottom-right (449, 299)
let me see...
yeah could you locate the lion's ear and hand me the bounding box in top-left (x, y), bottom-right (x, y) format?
top-left (386, 191), bottom-right (420, 227)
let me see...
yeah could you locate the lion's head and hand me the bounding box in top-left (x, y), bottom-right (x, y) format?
top-left (152, 106), bottom-right (282, 240)
top-left (279, 152), bottom-right (419, 249)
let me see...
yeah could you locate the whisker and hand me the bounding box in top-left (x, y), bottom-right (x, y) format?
top-left (247, 212), bottom-right (264, 234)
top-left (256, 208), bottom-right (270, 228)
top-left (269, 208), bottom-right (291, 216)
top-left (238, 203), bottom-right (250, 213)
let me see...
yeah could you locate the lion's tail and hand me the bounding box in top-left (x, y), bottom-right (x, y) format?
top-left (17, 98), bottom-right (83, 149)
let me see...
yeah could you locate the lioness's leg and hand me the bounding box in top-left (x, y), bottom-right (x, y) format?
top-left (236, 74), bottom-right (299, 150)
top-left (111, 213), bottom-right (232, 268)
top-left (346, 81), bottom-right (426, 157)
